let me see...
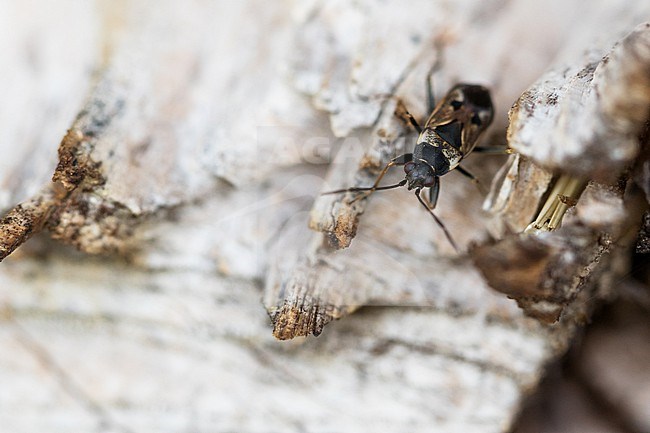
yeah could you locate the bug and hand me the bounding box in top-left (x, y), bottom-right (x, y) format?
top-left (324, 83), bottom-right (498, 251)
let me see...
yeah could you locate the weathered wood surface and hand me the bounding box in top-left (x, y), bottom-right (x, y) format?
top-left (1, 1), bottom-right (649, 432)
top-left (270, 3), bottom-right (650, 333)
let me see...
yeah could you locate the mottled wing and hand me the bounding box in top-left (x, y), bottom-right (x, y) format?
top-left (423, 84), bottom-right (494, 155)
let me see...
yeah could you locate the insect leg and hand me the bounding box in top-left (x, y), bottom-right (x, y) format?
top-left (391, 153), bottom-right (413, 165)
top-left (415, 188), bottom-right (458, 252)
top-left (472, 146), bottom-right (514, 155)
top-left (322, 153), bottom-right (413, 197)
top-left (456, 165), bottom-right (487, 195)
top-left (395, 101), bottom-right (422, 133)
top-left (346, 153), bottom-right (412, 203)
top-left (426, 71), bottom-right (435, 114)
top-left (423, 176), bottom-right (440, 210)
top-left (362, 153), bottom-right (412, 193)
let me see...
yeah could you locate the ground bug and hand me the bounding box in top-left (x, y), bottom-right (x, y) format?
top-left (324, 82), bottom-right (503, 251)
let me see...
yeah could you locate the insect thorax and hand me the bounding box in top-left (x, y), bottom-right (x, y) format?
top-left (414, 129), bottom-right (462, 176)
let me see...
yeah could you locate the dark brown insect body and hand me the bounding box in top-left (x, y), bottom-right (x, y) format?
top-left (325, 84), bottom-right (497, 251)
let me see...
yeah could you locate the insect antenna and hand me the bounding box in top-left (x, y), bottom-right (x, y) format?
top-left (322, 179), bottom-right (407, 195)
top-left (415, 189), bottom-right (459, 252)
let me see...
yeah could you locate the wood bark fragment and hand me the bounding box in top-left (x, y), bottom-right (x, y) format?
top-left (0, 183), bottom-right (65, 260)
top-left (474, 23), bottom-right (650, 322)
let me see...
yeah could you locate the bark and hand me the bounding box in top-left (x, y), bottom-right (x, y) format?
top-left (1, 1), bottom-right (649, 432)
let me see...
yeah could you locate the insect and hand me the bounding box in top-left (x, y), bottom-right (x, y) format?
top-left (324, 83), bottom-right (498, 251)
